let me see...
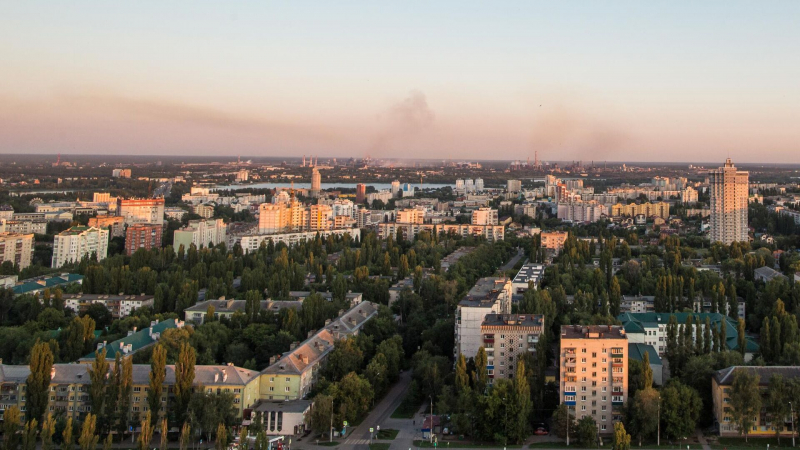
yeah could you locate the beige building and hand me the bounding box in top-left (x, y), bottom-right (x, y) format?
top-left (396, 208), bottom-right (425, 225)
top-left (88, 215), bottom-right (126, 238)
top-left (258, 201), bottom-right (334, 234)
top-left (610, 202), bottom-right (670, 219)
top-left (52, 226), bottom-right (109, 268)
top-left (471, 207), bottom-right (499, 226)
top-left (560, 325), bottom-right (628, 434)
top-left (63, 293), bottom-right (154, 319)
top-left (709, 158), bottom-right (749, 244)
top-left (541, 231), bottom-right (568, 253)
top-left (117, 198), bottom-right (165, 226)
top-left (481, 314), bottom-right (544, 380)
top-left (0, 232), bottom-right (34, 269)
top-left (310, 168), bottom-right (321, 195)
top-left (173, 218), bottom-right (226, 251)
top-left (455, 278), bottom-right (513, 360)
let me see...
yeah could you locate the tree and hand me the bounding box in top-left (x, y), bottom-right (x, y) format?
top-left (3, 406), bottom-right (21, 450)
top-left (26, 340), bottom-right (54, 423)
top-left (631, 388), bottom-right (659, 444)
top-left (612, 422), bottom-right (631, 450)
top-left (88, 348), bottom-right (110, 427)
top-left (550, 404), bottom-right (575, 440)
top-left (767, 374), bottom-right (789, 443)
top-left (174, 342), bottom-right (196, 424)
top-left (79, 413), bottom-right (99, 450)
top-left (576, 415), bottom-right (598, 447)
top-left (215, 423), bottom-right (227, 450)
top-left (309, 393), bottom-right (335, 436)
top-left (509, 361), bottom-right (532, 443)
top-left (244, 290), bottom-right (261, 323)
top-left (160, 418), bottom-right (169, 450)
top-left (473, 346), bottom-right (488, 393)
top-left (729, 370), bottom-right (762, 442)
top-left (737, 318), bottom-right (746, 356)
top-left (660, 381), bottom-right (702, 439)
top-left (138, 412), bottom-right (154, 450)
top-left (455, 353), bottom-right (469, 393)
top-left (324, 338), bottom-right (364, 381)
top-left (180, 422), bottom-right (192, 450)
top-left (41, 414), bottom-right (56, 450)
top-left (149, 344), bottom-right (167, 423)
top-left (640, 351), bottom-right (653, 389)
top-left (22, 419), bottom-right (38, 450)
top-left (117, 355), bottom-right (134, 436)
top-left (103, 435), bottom-right (113, 450)
top-left (63, 416), bottom-right (75, 450)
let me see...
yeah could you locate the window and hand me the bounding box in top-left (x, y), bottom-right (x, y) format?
top-left (133, 396), bottom-right (140, 402)
top-left (581, 386), bottom-right (587, 392)
top-left (582, 349), bottom-right (587, 353)
top-left (133, 387), bottom-right (141, 393)
top-left (285, 377), bottom-right (290, 382)
top-left (592, 353), bottom-right (597, 358)
top-left (602, 406), bottom-right (607, 411)
top-left (601, 425), bottom-right (607, 431)
top-left (581, 396), bottom-right (586, 402)
top-left (269, 387), bottom-right (274, 392)
top-left (581, 405), bottom-right (586, 411)
top-left (602, 348), bottom-right (607, 353)
top-left (284, 387), bottom-right (290, 392)
top-left (581, 358), bottom-right (587, 363)
top-left (270, 377), bottom-right (275, 382)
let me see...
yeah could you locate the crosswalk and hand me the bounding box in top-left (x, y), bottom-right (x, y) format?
top-left (344, 438), bottom-right (372, 445)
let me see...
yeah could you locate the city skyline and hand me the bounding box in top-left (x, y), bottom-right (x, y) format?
top-left (2, 1), bottom-right (800, 163)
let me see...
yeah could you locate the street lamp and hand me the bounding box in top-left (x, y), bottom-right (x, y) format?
top-left (503, 397), bottom-right (508, 450)
top-left (657, 394), bottom-right (661, 447)
top-left (790, 401), bottom-right (795, 448)
top-left (566, 405), bottom-right (570, 446)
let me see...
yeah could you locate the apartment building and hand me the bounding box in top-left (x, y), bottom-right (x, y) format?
top-left (173, 218), bottom-right (226, 251)
top-left (0, 232), bottom-right (34, 269)
top-left (610, 202), bottom-right (670, 220)
top-left (2, 220), bottom-right (47, 235)
top-left (560, 325), bottom-right (628, 433)
top-left (260, 302), bottom-right (378, 401)
top-left (471, 207), bottom-right (498, 225)
top-left (511, 262), bottom-right (546, 294)
top-left (541, 231), bottom-right (569, 254)
top-left (481, 314), bottom-right (544, 380)
top-left (232, 228), bottom-right (360, 254)
top-left (557, 201), bottom-right (608, 223)
top-left (184, 299), bottom-right (302, 324)
top-left (125, 223), bottom-right (163, 255)
top-left (88, 215), bottom-right (126, 238)
top-left (709, 158), bottom-right (749, 244)
top-left (713, 366), bottom-right (800, 437)
top-left (63, 293), bottom-right (154, 319)
top-left (455, 277), bottom-right (513, 360)
top-left (117, 198), bottom-right (165, 226)
top-left (52, 226), bottom-right (109, 268)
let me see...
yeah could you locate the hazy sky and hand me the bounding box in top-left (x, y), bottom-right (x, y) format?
top-left (2, 1), bottom-right (799, 163)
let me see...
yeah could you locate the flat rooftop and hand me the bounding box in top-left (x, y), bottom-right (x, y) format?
top-left (482, 313), bottom-right (544, 328)
top-left (459, 277), bottom-right (510, 308)
top-left (561, 324), bottom-right (627, 339)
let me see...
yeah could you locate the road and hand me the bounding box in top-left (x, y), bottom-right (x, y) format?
top-left (334, 370), bottom-right (414, 450)
top-left (500, 247), bottom-right (525, 272)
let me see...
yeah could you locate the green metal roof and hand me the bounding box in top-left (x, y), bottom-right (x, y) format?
top-left (82, 319), bottom-right (180, 360)
top-left (12, 274), bottom-right (84, 296)
top-left (618, 312), bottom-right (759, 353)
top-left (628, 343), bottom-right (662, 365)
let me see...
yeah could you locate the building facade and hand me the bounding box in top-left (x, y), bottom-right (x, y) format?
top-left (709, 158), bottom-right (749, 244)
top-left (173, 219), bottom-right (227, 251)
top-left (560, 325), bottom-right (628, 434)
top-left (125, 223), bottom-right (163, 255)
top-left (52, 226), bottom-right (109, 268)
top-left (117, 198), bottom-right (165, 226)
top-left (455, 278), bottom-right (513, 360)
top-left (0, 232), bottom-right (34, 269)
top-left (481, 314), bottom-right (544, 380)
top-left (88, 215), bottom-right (126, 238)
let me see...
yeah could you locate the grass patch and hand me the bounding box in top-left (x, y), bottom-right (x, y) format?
top-left (377, 429), bottom-right (399, 440)
top-left (391, 393), bottom-right (421, 419)
top-left (713, 437), bottom-right (793, 449)
top-left (413, 440), bottom-right (523, 448)
top-left (369, 444), bottom-right (391, 450)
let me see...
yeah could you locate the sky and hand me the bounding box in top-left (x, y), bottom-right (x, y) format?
top-left (1, 1), bottom-right (799, 163)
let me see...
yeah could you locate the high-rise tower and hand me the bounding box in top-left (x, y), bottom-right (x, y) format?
top-left (709, 158), bottom-right (749, 244)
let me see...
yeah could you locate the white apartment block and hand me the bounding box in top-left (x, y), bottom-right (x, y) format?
top-left (471, 207), bottom-right (498, 225)
top-left (117, 198), bottom-right (165, 226)
top-left (173, 219), bottom-right (227, 251)
top-left (52, 227), bottom-right (109, 268)
top-left (455, 277), bottom-right (513, 360)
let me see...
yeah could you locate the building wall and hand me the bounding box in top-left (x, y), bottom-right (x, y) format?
top-left (0, 233), bottom-right (34, 269)
top-left (125, 224), bottom-right (163, 255)
top-left (709, 159), bottom-right (749, 244)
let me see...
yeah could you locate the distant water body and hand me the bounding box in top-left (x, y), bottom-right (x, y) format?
top-left (214, 182), bottom-right (453, 191)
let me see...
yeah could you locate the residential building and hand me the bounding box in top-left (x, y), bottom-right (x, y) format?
top-left (0, 205), bottom-right (14, 221)
top-left (618, 312), bottom-right (758, 359)
top-left (164, 207), bottom-right (188, 221)
top-left (252, 400), bottom-right (311, 437)
top-left (400, 183), bottom-right (415, 198)
top-left (117, 198), bottom-right (165, 226)
top-left (709, 158), bottom-right (749, 244)
top-left (610, 202), bottom-right (670, 220)
top-left (754, 266), bottom-right (788, 283)
top-left (63, 293), bottom-right (154, 319)
top-left (388, 277), bottom-right (415, 305)
top-left (125, 223), bottom-right (163, 255)
top-left (507, 179), bottom-right (522, 193)
top-left (3, 219), bottom-right (47, 235)
top-left (511, 262), bottom-right (546, 294)
top-left (11, 273), bottom-right (84, 296)
top-left (232, 228), bottom-right (360, 254)
top-left (286, 291), bottom-right (362, 306)
top-left (440, 246), bottom-right (476, 271)
top-left (310, 168), bottom-right (321, 196)
top-left (541, 231), bottom-right (569, 254)
top-left (0, 232), bottom-right (34, 269)
top-left (52, 227), bottom-right (109, 268)
top-left (193, 203), bottom-right (215, 219)
top-left (455, 278), bottom-right (513, 360)
top-left (682, 186), bottom-right (699, 204)
top-left (259, 302), bottom-right (378, 400)
top-left (236, 169), bottom-right (250, 182)
top-left (0, 274), bottom-right (18, 289)
top-left (88, 215), bottom-right (125, 238)
top-left (559, 325), bottom-right (628, 433)
top-left (481, 314), bottom-right (545, 380)
top-left (713, 366), bottom-right (800, 437)
top-left (112, 168), bottom-right (132, 178)
top-left (355, 183), bottom-right (366, 204)
top-left (82, 318), bottom-right (184, 361)
top-left (184, 299), bottom-right (302, 324)
top-left (558, 201), bottom-right (608, 223)
top-left (471, 207), bottom-right (499, 225)
top-left (173, 219), bottom-right (227, 251)
top-left (396, 208), bottom-right (425, 224)
top-left (390, 180), bottom-right (401, 197)
top-left (366, 190), bottom-right (393, 204)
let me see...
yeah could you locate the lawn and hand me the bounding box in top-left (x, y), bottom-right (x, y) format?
top-left (713, 437), bottom-right (795, 449)
top-left (413, 440), bottom-right (523, 448)
top-left (370, 444), bottom-right (391, 450)
top-left (391, 393), bottom-right (421, 419)
top-left (377, 429), bottom-right (399, 440)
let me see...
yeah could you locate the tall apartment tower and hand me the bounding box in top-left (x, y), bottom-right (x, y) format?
top-left (560, 325), bottom-right (628, 434)
top-left (355, 183), bottom-right (367, 204)
top-left (709, 158), bottom-right (749, 244)
top-left (310, 168), bottom-right (321, 196)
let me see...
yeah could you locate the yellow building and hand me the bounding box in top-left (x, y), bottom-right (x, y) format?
top-left (712, 366), bottom-right (800, 437)
top-left (610, 202), bottom-right (670, 219)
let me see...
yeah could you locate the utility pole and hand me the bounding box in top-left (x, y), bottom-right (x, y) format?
top-left (791, 401), bottom-right (795, 448)
top-left (429, 395), bottom-right (434, 444)
top-left (566, 405), bottom-right (570, 446)
top-left (503, 397), bottom-right (508, 450)
top-left (657, 394), bottom-right (661, 446)
top-left (329, 397), bottom-right (334, 442)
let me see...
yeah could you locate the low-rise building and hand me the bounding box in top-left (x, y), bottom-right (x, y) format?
top-left (754, 266), bottom-right (788, 283)
top-left (63, 293), bottom-right (154, 318)
top-left (627, 343), bottom-right (663, 386)
top-left (559, 325), bottom-right (628, 434)
top-left (511, 262), bottom-right (546, 294)
top-left (287, 291), bottom-right (362, 306)
top-left (11, 273), bottom-right (84, 296)
top-left (252, 400), bottom-right (312, 437)
top-left (713, 366), bottom-right (800, 437)
top-left (184, 299), bottom-right (303, 324)
top-left (82, 318), bottom-right (184, 361)
top-left (164, 207), bottom-right (188, 221)
top-left (481, 314), bottom-right (544, 381)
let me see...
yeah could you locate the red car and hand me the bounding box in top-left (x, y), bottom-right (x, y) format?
top-left (534, 427), bottom-right (549, 436)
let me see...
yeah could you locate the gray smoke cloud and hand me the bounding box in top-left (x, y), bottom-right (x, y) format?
top-left (369, 90), bottom-right (435, 157)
